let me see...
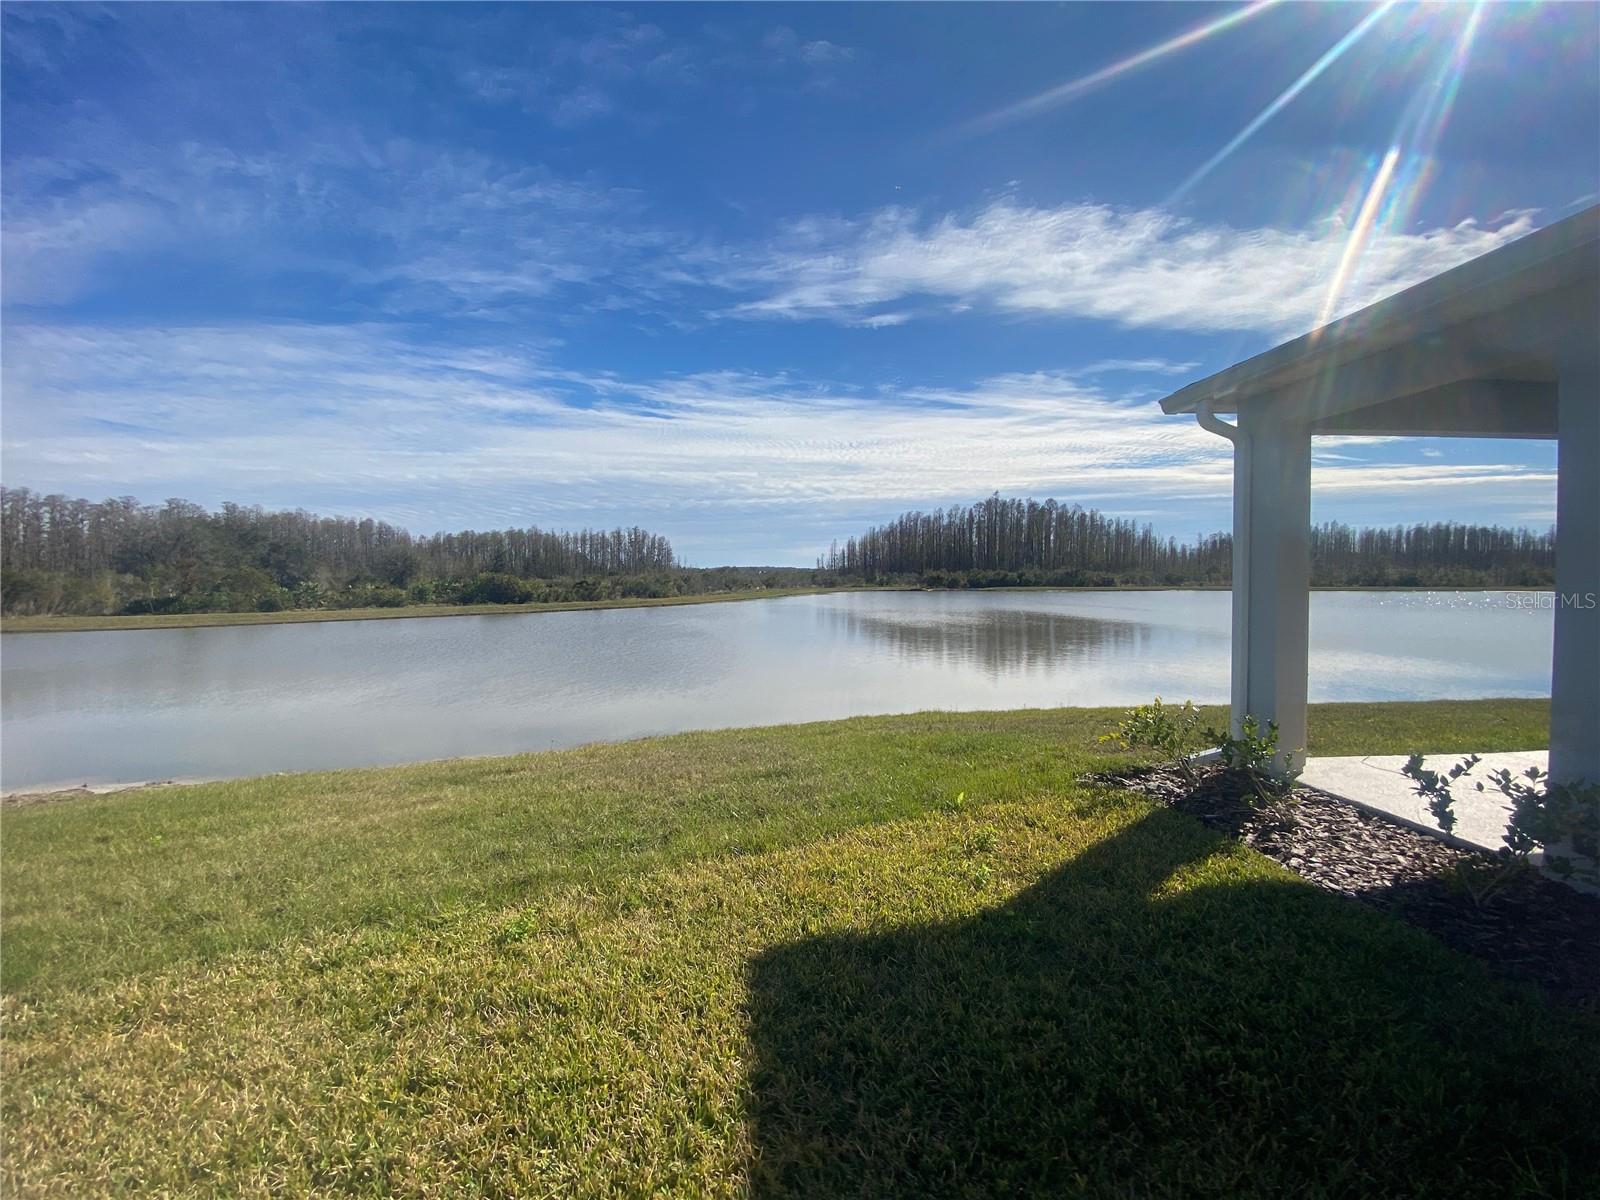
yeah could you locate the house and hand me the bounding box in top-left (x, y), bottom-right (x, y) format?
top-left (1159, 206), bottom-right (1598, 786)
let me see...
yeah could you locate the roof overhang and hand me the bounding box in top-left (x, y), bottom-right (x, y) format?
top-left (1158, 206), bottom-right (1600, 436)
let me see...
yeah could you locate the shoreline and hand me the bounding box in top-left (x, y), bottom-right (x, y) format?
top-left (0, 582), bottom-right (1553, 635)
top-left (1, 777), bottom-right (216, 807)
top-left (0, 695), bottom-right (1552, 803)
top-left (0, 585), bottom-right (895, 635)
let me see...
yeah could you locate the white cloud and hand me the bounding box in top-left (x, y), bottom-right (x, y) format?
top-left (855, 311), bottom-right (913, 329)
top-left (727, 200), bottom-right (1535, 335)
top-left (456, 15), bottom-right (692, 126)
top-left (764, 25), bottom-right (857, 70)
top-left (4, 114), bottom-right (1542, 344)
top-left (0, 140), bottom-right (676, 316)
top-left (1, 321), bottom-right (1557, 561)
top-left (1078, 358), bottom-right (1202, 376)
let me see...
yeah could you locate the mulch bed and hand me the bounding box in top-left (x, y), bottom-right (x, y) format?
top-left (1091, 764), bottom-right (1600, 1011)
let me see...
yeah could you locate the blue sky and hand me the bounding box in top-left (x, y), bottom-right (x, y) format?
top-left (3, 2), bottom-right (1596, 565)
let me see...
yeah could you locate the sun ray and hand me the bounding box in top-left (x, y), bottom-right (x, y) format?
top-left (1168, 1), bottom-right (1399, 205)
top-left (953, 0), bottom-right (1280, 138)
top-left (1316, 146), bottom-right (1401, 329)
top-left (1313, 3), bottom-right (1487, 331)
top-left (1375, 1), bottom-right (1487, 237)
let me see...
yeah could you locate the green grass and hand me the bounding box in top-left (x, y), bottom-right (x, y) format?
top-left (4, 698), bottom-right (1589, 1197)
top-left (0, 586), bottom-right (889, 634)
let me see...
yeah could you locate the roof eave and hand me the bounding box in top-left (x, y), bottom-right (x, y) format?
top-left (1156, 205), bottom-right (1600, 417)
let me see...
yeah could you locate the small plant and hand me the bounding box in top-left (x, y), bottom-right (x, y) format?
top-left (1400, 753), bottom-right (1481, 835)
top-left (965, 825), bottom-right (999, 855)
top-left (959, 859), bottom-right (995, 889)
top-left (493, 909), bottom-right (543, 946)
top-left (1403, 754), bottom-right (1600, 898)
top-left (1204, 715), bottom-right (1303, 808)
top-left (1103, 700), bottom-right (1302, 807)
top-left (938, 790), bottom-right (968, 814)
top-left (1101, 697), bottom-right (1205, 783)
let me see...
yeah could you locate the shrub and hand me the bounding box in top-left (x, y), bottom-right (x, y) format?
top-left (122, 594), bottom-right (186, 616)
top-left (1102, 700), bottom-right (1302, 808)
top-left (1404, 754), bottom-right (1600, 896)
top-left (1206, 715), bottom-right (1302, 807)
top-left (1102, 698), bottom-right (1205, 783)
top-left (291, 581), bottom-right (326, 609)
top-left (457, 573), bottom-right (536, 605)
top-left (330, 583), bottom-right (408, 609)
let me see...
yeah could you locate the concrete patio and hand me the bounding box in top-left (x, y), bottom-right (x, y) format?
top-left (1300, 751), bottom-right (1546, 855)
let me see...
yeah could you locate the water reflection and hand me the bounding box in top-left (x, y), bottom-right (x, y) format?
top-left (820, 603), bottom-right (1153, 678)
top-left (0, 590), bottom-right (1552, 792)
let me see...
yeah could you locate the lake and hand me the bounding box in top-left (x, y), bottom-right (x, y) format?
top-left (0, 589), bottom-right (1553, 793)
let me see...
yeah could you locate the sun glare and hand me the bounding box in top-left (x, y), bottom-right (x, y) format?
top-left (961, 0), bottom-right (1511, 332)
top-left (1315, 145), bottom-right (1402, 328)
top-left (955, 0), bottom-right (1280, 137)
top-left (1167, 1), bottom-right (1400, 205)
top-left (1315, 2), bottom-right (1488, 328)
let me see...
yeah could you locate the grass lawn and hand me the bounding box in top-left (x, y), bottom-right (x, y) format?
top-left (0, 586), bottom-right (889, 635)
top-left (4, 699), bottom-right (1592, 1197)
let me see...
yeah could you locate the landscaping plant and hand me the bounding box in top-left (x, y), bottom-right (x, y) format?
top-left (1205, 714), bottom-right (1303, 808)
top-left (1104, 700), bottom-right (1302, 808)
top-left (1101, 697), bottom-right (1206, 782)
top-left (1403, 753), bottom-right (1600, 897)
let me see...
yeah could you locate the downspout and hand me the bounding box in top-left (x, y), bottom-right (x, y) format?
top-left (1196, 396), bottom-right (1248, 739)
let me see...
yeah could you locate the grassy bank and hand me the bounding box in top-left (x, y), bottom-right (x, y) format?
top-left (5, 699), bottom-right (1590, 1197)
top-left (0, 586), bottom-right (888, 634)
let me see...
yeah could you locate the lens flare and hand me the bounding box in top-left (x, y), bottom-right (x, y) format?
top-left (948, 0), bottom-right (1507, 336)
top-left (1316, 146), bottom-right (1401, 329)
top-left (1168, 1), bottom-right (1399, 205)
top-left (1314, 2), bottom-right (1487, 329)
top-left (1376, 1), bottom-right (1486, 236)
top-left (954, 0), bottom-right (1280, 137)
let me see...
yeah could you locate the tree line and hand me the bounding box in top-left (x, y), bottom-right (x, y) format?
top-left (0, 487), bottom-right (774, 617)
top-left (2, 487), bottom-right (1561, 619)
top-left (818, 494), bottom-right (1557, 588)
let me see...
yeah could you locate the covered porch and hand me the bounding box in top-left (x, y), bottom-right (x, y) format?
top-left (1159, 206), bottom-right (1599, 846)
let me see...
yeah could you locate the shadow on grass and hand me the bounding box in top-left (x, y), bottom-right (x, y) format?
top-left (745, 809), bottom-right (1599, 1199)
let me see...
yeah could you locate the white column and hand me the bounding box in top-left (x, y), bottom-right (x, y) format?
top-left (1549, 347), bottom-right (1600, 785)
top-left (1227, 421), bottom-right (1252, 735)
top-left (1233, 405), bottom-right (1312, 771)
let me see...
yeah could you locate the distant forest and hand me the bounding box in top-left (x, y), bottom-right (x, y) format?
top-left (819, 494), bottom-right (1557, 589)
top-left (0, 488), bottom-right (807, 617)
top-left (0, 487), bottom-right (1558, 619)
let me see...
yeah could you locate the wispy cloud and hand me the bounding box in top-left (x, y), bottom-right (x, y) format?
top-left (450, 14), bottom-right (861, 126)
top-left (854, 311), bottom-right (913, 329)
top-left (761, 25), bottom-right (859, 91)
top-left (724, 200), bottom-right (1535, 335)
top-left (458, 15), bottom-right (697, 127)
top-left (1078, 358), bottom-right (1201, 376)
top-left (2, 322), bottom-right (1555, 561)
top-left (0, 138), bottom-right (690, 318)
top-left (2, 103), bottom-right (1541, 341)
top-left (764, 26), bottom-right (855, 68)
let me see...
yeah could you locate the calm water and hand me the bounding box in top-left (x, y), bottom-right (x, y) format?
top-left (0, 590), bottom-right (1553, 792)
